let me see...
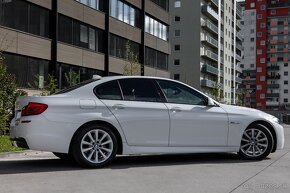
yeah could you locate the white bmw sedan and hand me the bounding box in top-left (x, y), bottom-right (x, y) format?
top-left (10, 76), bottom-right (284, 167)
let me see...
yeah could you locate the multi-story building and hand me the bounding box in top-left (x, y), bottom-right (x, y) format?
top-left (0, 0), bottom-right (170, 90)
top-left (169, 0), bottom-right (243, 104)
top-left (242, 0), bottom-right (290, 110)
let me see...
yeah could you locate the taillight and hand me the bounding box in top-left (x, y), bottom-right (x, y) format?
top-left (21, 102), bottom-right (48, 116)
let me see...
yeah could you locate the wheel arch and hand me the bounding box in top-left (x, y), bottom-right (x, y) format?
top-left (247, 120), bottom-right (277, 152)
top-left (69, 120), bottom-right (124, 155)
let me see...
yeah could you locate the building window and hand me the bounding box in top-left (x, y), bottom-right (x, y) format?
top-left (260, 40), bottom-right (265, 45)
top-left (145, 47), bottom-right (168, 70)
top-left (174, 59), bottom-right (180, 66)
top-left (110, 34), bottom-right (140, 60)
top-left (174, 16), bottom-right (180, 22)
top-left (284, 63), bottom-right (288, 67)
top-left (175, 29), bottom-right (180, 37)
top-left (271, 10), bottom-right (276, 15)
top-left (284, 80), bottom-right (288, 85)
top-left (257, 32), bottom-right (262, 37)
top-left (260, 23), bottom-right (266, 28)
top-left (284, 89), bottom-right (288, 94)
top-left (145, 15), bottom-right (168, 41)
top-left (250, 38), bottom-right (255, 42)
top-left (250, 64), bottom-right (255, 68)
top-left (76, 0), bottom-right (103, 11)
top-left (257, 14), bottom-right (262, 19)
top-left (257, 67), bottom-right (262, 72)
top-left (250, 29), bottom-right (255, 33)
top-left (150, 0), bottom-right (169, 11)
top-left (260, 5), bottom-right (266, 10)
top-left (250, 2), bottom-right (255, 8)
top-left (174, 45), bottom-right (180, 51)
top-left (0, 0), bottom-right (50, 38)
top-left (58, 15), bottom-right (104, 53)
top-left (260, 58), bottom-right (265, 63)
top-left (285, 71), bottom-right (289, 76)
top-left (109, 0), bottom-right (140, 28)
top-left (174, 74), bottom-right (180, 80)
top-left (284, 98), bottom-right (288, 103)
top-left (257, 49), bottom-right (262, 55)
top-left (174, 0), bottom-right (181, 8)
top-left (4, 53), bottom-right (49, 88)
top-left (257, 85), bottom-right (262, 90)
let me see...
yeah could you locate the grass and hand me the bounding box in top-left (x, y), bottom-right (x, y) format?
top-left (0, 135), bottom-right (25, 153)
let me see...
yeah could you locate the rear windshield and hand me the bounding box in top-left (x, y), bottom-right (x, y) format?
top-left (54, 79), bottom-right (98, 94)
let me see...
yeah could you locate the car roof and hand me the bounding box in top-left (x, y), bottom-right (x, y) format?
top-left (97, 75), bottom-right (173, 82)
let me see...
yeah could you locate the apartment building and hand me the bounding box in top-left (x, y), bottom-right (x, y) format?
top-left (0, 0), bottom-right (170, 89)
top-left (242, 0), bottom-right (290, 110)
top-left (169, 0), bottom-right (243, 104)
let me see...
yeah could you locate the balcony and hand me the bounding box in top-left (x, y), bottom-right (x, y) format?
top-left (201, 19), bottom-right (218, 35)
top-left (201, 33), bottom-right (218, 48)
top-left (236, 21), bottom-right (242, 30)
top-left (236, 31), bottom-right (243, 41)
top-left (220, 57), bottom-right (224, 64)
top-left (201, 5), bottom-right (218, 21)
top-left (236, 42), bottom-right (243, 51)
top-left (266, 101), bottom-right (279, 106)
top-left (201, 79), bottom-right (216, 88)
top-left (201, 48), bottom-right (218, 62)
top-left (236, 54), bottom-right (242, 61)
top-left (267, 73), bottom-right (280, 80)
top-left (267, 84), bottom-right (280, 89)
top-left (236, 3), bottom-right (242, 19)
top-left (267, 66), bottom-right (280, 71)
top-left (201, 64), bottom-right (219, 76)
top-left (266, 93), bottom-right (280, 98)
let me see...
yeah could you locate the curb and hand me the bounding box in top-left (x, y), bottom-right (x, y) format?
top-left (0, 150), bottom-right (48, 159)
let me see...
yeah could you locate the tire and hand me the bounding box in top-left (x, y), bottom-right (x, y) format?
top-left (238, 124), bottom-right (274, 160)
top-left (53, 152), bottom-right (74, 161)
top-left (72, 124), bottom-right (118, 168)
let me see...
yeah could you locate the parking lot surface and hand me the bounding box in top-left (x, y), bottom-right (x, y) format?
top-left (0, 125), bottom-right (289, 193)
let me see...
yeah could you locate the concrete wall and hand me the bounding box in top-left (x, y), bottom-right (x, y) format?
top-left (169, 0), bottom-right (201, 89)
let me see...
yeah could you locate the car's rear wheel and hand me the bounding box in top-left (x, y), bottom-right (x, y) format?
top-left (238, 124), bottom-right (274, 160)
top-left (72, 124), bottom-right (117, 168)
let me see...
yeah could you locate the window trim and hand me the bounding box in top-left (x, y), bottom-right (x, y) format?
top-left (155, 79), bottom-right (208, 106)
top-left (118, 78), bottom-right (164, 103)
top-left (93, 80), bottom-right (123, 101)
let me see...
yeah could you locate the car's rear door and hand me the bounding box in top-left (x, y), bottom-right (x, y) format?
top-left (95, 78), bottom-right (170, 147)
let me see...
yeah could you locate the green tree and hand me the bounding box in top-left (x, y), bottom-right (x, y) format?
top-left (209, 80), bottom-right (221, 101)
top-left (65, 71), bottom-right (79, 87)
top-left (0, 51), bottom-right (27, 134)
top-left (123, 41), bottom-right (141, 76)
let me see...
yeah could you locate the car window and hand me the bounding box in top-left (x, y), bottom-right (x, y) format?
top-left (119, 78), bottom-right (161, 102)
top-left (156, 80), bottom-right (206, 106)
top-left (94, 80), bottom-right (122, 100)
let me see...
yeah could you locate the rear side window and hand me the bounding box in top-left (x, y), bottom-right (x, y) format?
top-left (95, 80), bottom-right (122, 100)
top-left (119, 78), bottom-right (161, 102)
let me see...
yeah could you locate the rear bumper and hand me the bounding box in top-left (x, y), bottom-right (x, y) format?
top-left (10, 137), bottom-right (29, 149)
top-left (10, 116), bottom-right (80, 153)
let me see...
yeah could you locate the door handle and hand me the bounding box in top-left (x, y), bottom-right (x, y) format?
top-left (112, 104), bottom-right (125, 110)
top-left (171, 107), bottom-right (182, 112)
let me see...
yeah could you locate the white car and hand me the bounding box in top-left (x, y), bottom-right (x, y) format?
top-left (10, 76), bottom-right (284, 167)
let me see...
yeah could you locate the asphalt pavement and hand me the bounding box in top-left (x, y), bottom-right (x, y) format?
top-left (0, 125), bottom-right (289, 193)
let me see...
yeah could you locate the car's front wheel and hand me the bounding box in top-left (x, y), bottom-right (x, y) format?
top-left (72, 124), bottom-right (117, 168)
top-left (238, 124), bottom-right (274, 160)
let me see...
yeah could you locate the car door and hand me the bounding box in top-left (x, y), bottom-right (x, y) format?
top-left (95, 78), bottom-right (170, 147)
top-left (156, 79), bottom-right (229, 147)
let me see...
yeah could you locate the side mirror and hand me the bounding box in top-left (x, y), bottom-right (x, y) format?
top-left (207, 98), bottom-right (216, 107)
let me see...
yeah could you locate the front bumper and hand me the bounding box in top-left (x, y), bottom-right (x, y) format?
top-left (273, 122), bottom-right (284, 150)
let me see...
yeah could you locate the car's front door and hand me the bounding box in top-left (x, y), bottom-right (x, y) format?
top-left (156, 80), bottom-right (229, 147)
top-left (95, 78), bottom-right (170, 147)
